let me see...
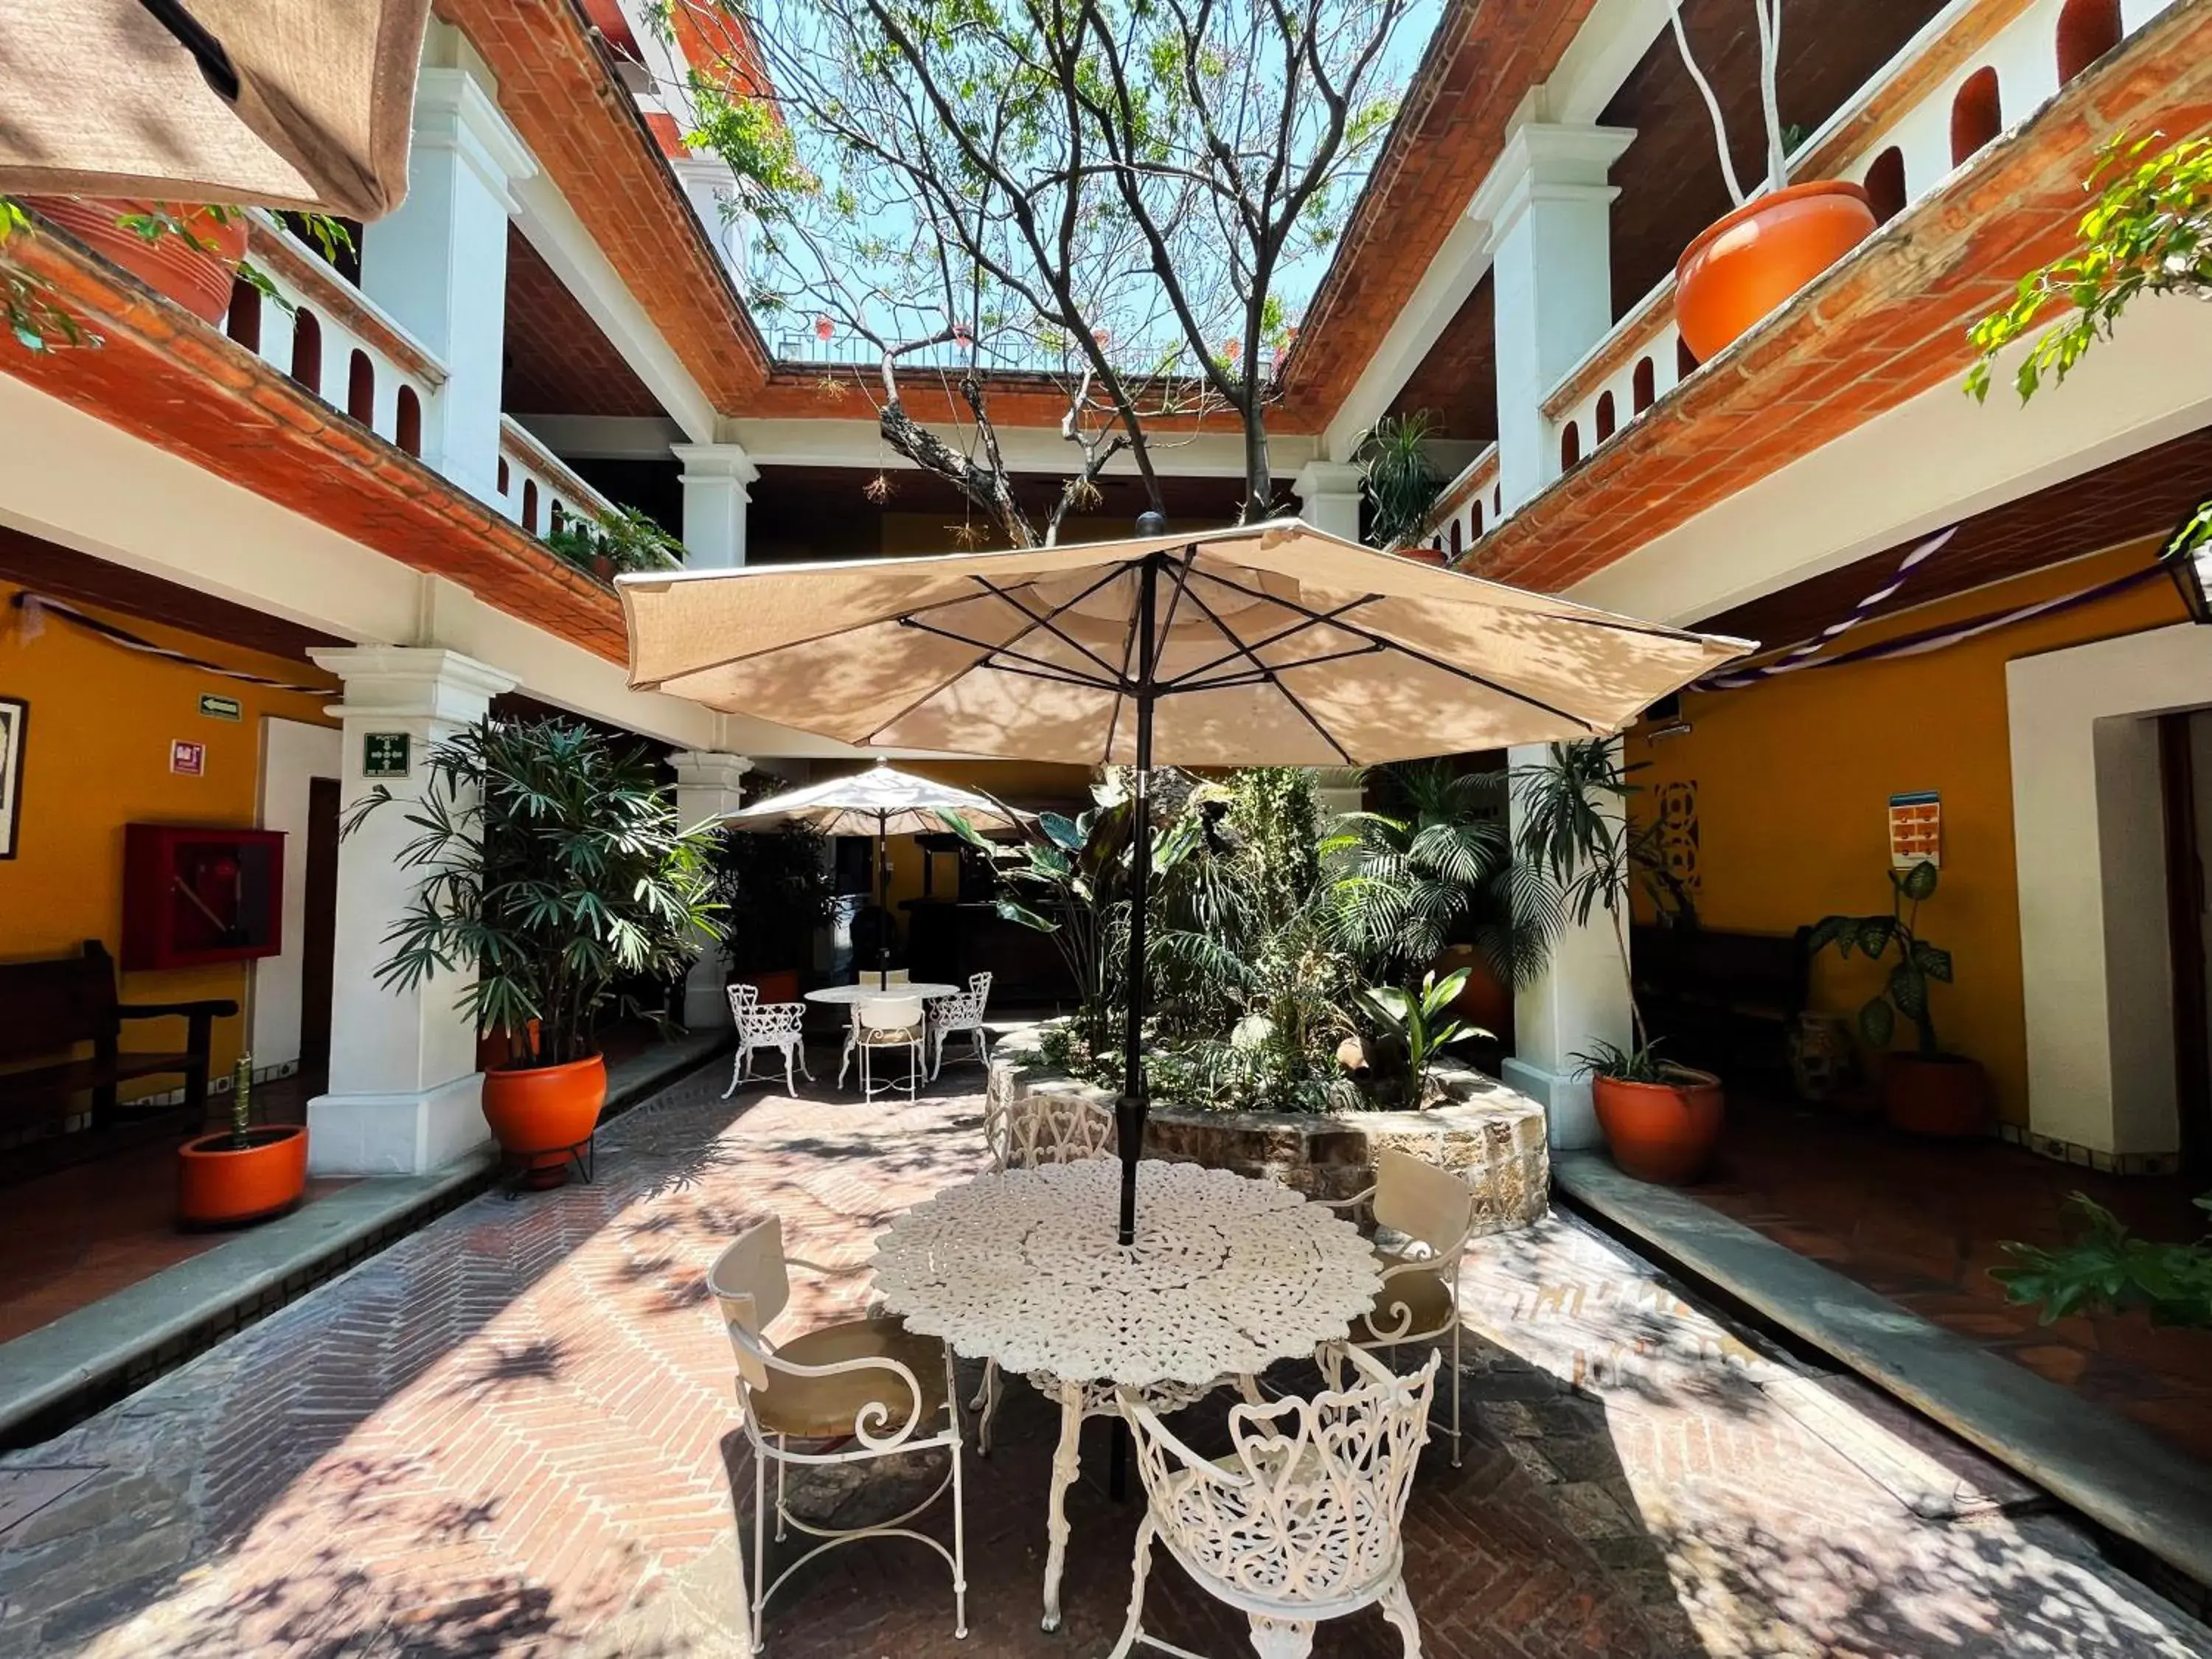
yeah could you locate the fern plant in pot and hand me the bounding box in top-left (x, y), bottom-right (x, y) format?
top-left (351, 718), bottom-right (719, 1183)
top-left (1515, 740), bottom-right (1724, 1185)
top-left (1808, 860), bottom-right (1986, 1136)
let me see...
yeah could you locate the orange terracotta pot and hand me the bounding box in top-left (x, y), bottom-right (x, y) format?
top-left (178, 1125), bottom-right (309, 1228)
top-left (1433, 946), bottom-right (1512, 1048)
top-left (1592, 1068), bottom-right (1725, 1186)
top-left (1674, 180), bottom-right (1877, 362)
top-left (1397, 544), bottom-right (1450, 567)
top-left (23, 198), bottom-right (248, 324)
top-left (481, 1054), bottom-right (607, 1172)
top-left (1881, 1052), bottom-right (1990, 1138)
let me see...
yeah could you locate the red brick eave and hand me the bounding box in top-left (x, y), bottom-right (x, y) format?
top-left (1465, 2), bottom-right (2212, 597)
top-left (438, 0), bottom-right (776, 408)
top-left (1274, 0), bottom-right (1601, 430)
top-left (0, 226), bottom-right (630, 663)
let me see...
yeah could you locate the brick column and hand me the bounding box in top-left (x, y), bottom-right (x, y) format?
top-left (358, 63), bottom-right (535, 507)
top-left (670, 750), bottom-right (753, 1026)
top-left (1501, 740), bottom-right (1634, 1151)
top-left (305, 647), bottom-right (518, 1175)
top-left (674, 442), bottom-right (758, 568)
top-left (1292, 459), bottom-right (1366, 543)
top-left (1473, 123), bottom-right (1633, 513)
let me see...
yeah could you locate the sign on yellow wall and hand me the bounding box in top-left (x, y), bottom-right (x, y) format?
top-left (1888, 790), bottom-right (1941, 869)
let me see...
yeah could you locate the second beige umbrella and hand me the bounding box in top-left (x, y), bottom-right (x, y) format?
top-left (620, 518), bottom-right (1754, 1239)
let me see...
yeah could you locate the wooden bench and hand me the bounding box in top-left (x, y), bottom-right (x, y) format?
top-left (0, 939), bottom-right (237, 1138)
top-left (1632, 923), bottom-right (1810, 1088)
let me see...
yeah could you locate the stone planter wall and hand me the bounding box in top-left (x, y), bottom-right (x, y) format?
top-left (987, 1027), bottom-right (1550, 1236)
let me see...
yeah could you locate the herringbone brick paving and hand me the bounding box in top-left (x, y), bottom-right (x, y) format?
top-left (0, 1056), bottom-right (2207, 1658)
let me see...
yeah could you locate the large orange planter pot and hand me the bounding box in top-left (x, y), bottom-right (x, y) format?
top-left (22, 198), bottom-right (248, 324)
top-left (1882, 1052), bottom-right (1990, 1138)
top-left (1674, 180), bottom-right (1877, 362)
top-left (1433, 946), bottom-right (1512, 1048)
top-left (1592, 1068), bottom-right (1725, 1186)
top-left (178, 1125), bottom-right (309, 1228)
top-left (481, 1054), bottom-right (607, 1175)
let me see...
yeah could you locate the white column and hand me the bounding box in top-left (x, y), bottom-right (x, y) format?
top-left (305, 647), bottom-right (518, 1175)
top-left (675, 442), bottom-right (758, 568)
top-left (359, 65), bottom-right (535, 506)
top-left (1292, 459), bottom-right (1366, 543)
top-left (670, 157), bottom-right (751, 291)
top-left (1501, 742), bottom-right (1634, 1150)
top-left (1473, 123), bottom-right (1633, 512)
top-left (670, 750), bottom-right (754, 1026)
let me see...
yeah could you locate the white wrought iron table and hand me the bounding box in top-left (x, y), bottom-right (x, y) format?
top-left (872, 1158), bottom-right (1382, 1630)
top-left (801, 981), bottom-right (961, 1006)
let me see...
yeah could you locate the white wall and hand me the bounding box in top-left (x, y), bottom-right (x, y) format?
top-left (251, 717), bottom-right (344, 1071)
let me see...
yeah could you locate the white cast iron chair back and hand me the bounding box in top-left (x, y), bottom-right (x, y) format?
top-left (709, 1216), bottom-right (967, 1652)
top-left (970, 1079), bottom-right (1120, 1464)
top-left (1110, 1343), bottom-right (1437, 1658)
top-left (856, 994), bottom-right (925, 1103)
top-left (1321, 1148), bottom-right (1478, 1467)
top-left (928, 971), bottom-right (995, 1080)
top-left (724, 983), bottom-right (813, 1099)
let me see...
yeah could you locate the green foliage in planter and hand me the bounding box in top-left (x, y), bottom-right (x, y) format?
top-left (1359, 967), bottom-right (1478, 1106)
top-left (1568, 1037), bottom-right (1673, 1085)
top-left (347, 717), bottom-right (719, 1069)
top-left (1326, 761), bottom-right (1559, 994)
top-left (1355, 411), bottom-right (1444, 550)
top-left (1806, 860), bottom-right (1954, 1057)
top-left (545, 505), bottom-right (687, 579)
top-left (1994, 1192), bottom-right (2212, 1329)
top-left (707, 819), bottom-right (835, 976)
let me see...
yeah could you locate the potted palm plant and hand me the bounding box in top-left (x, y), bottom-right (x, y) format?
top-left (1514, 740), bottom-right (1723, 1185)
top-left (1663, 0), bottom-right (1877, 361)
top-left (543, 504), bottom-right (686, 583)
top-left (352, 717), bottom-right (719, 1182)
top-left (1808, 860), bottom-right (1986, 1136)
top-left (177, 1055), bottom-right (308, 1227)
top-left (1355, 411), bottom-right (1447, 559)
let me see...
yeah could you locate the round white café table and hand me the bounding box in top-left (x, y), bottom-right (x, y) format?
top-left (801, 981), bottom-right (961, 1006)
top-left (872, 1157), bottom-right (1382, 1630)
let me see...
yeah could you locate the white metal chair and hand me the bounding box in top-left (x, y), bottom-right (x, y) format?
top-left (1110, 1343), bottom-right (1436, 1658)
top-left (709, 1216), bottom-right (967, 1652)
top-left (856, 995), bottom-right (925, 1104)
top-left (724, 983), bottom-right (813, 1098)
top-left (971, 1082), bottom-right (1119, 1455)
top-left (928, 971), bottom-right (995, 1080)
top-left (1320, 1148), bottom-right (1479, 1467)
top-left (835, 972), bottom-right (913, 1088)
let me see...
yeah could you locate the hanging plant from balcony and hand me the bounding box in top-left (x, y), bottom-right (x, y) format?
top-left (543, 505), bottom-right (686, 583)
top-left (1665, 0), bottom-right (1876, 361)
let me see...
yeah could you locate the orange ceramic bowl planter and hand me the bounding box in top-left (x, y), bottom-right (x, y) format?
top-left (481, 1054), bottom-right (608, 1180)
top-left (177, 1124), bottom-right (309, 1228)
top-left (1881, 1052), bottom-right (1991, 1138)
top-left (21, 198), bottom-right (248, 324)
top-left (1674, 180), bottom-right (1877, 362)
top-left (1591, 1068), bottom-right (1725, 1186)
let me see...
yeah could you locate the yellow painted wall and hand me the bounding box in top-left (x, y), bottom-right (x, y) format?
top-left (0, 583), bottom-right (337, 1090)
top-left (1632, 540), bottom-right (2188, 1125)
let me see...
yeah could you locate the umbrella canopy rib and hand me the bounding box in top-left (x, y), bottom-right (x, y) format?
top-left (1171, 571), bottom-right (1356, 765)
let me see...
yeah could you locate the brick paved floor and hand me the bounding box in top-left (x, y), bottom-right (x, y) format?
top-left (0, 1057), bottom-right (2208, 1658)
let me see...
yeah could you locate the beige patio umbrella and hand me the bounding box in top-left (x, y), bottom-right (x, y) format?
top-left (726, 762), bottom-right (1026, 988)
top-left (0, 1), bottom-right (432, 220)
top-left (620, 518), bottom-right (1753, 1239)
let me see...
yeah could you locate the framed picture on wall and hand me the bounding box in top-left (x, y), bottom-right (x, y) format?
top-left (0, 695), bottom-right (23, 859)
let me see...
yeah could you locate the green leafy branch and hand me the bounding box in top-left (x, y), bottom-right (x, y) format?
top-left (1993, 1192), bottom-right (2212, 1329)
top-left (1806, 860), bottom-right (1953, 1056)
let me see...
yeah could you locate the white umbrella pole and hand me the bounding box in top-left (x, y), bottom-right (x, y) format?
top-left (1116, 557), bottom-right (1161, 1248)
top-left (875, 812), bottom-right (891, 990)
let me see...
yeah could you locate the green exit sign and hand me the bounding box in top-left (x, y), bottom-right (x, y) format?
top-left (363, 731), bottom-right (411, 779)
top-left (198, 693), bottom-right (241, 722)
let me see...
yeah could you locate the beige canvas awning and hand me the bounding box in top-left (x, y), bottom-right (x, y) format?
top-left (0, 1), bottom-right (431, 220)
top-left (620, 519), bottom-right (1754, 768)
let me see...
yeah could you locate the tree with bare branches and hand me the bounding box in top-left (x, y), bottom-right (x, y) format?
top-left (661, 0), bottom-right (1413, 544)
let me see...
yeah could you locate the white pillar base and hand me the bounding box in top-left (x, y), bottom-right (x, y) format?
top-left (307, 1074), bottom-right (488, 1176)
top-left (1503, 1057), bottom-right (1601, 1152)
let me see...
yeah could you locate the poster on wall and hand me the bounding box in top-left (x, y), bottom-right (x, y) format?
top-left (1888, 790), bottom-right (1941, 869)
top-left (0, 695), bottom-right (24, 860)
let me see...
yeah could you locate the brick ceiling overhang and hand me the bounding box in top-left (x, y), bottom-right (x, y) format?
top-left (1464, 1), bottom-right (2212, 596)
top-left (0, 224), bottom-right (630, 663)
top-left (1274, 0), bottom-right (1600, 430)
